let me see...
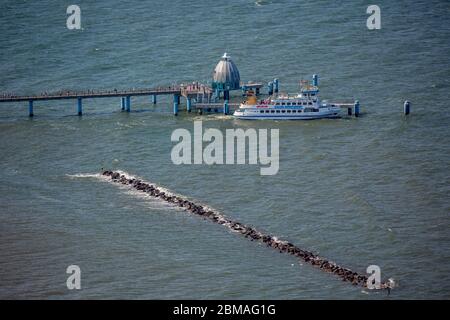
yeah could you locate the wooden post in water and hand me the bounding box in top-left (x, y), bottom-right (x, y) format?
top-left (223, 100), bottom-right (229, 115)
top-left (173, 94), bottom-right (179, 116)
top-left (186, 97), bottom-right (192, 112)
top-left (312, 74), bottom-right (318, 86)
top-left (354, 100), bottom-right (360, 117)
top-left (404, 100), bottom-right (410, 115)
top-left (126, 96), bottom-right (131, 112)
top-left (268, 81), bottom-right (273, 95)
top-left (77, 97), bottom-right (83, 116)
top-left (28, 100), bottom-right (34, 117)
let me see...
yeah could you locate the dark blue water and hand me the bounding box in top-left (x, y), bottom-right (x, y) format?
top-left (0, 0), bottom-right (449, 299)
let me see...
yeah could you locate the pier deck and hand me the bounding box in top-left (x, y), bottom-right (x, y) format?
top-left (0, 86), bottom-right (182, 103)
top-left (0, 79), bottom-right (361, 117)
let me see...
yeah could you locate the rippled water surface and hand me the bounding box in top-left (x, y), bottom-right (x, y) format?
top-left (0, 0), bottom-right (449, 299)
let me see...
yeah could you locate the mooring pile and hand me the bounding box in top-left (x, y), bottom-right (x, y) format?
top-left (101, 170), bottom-right (390, 289)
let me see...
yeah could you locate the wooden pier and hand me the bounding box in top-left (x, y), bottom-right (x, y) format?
top-left (0, 83), bottom-right (224, 116)
top-left (0, 86), bottom-right (181, 103)
top-left (0, 75), bottom-right (361, 117)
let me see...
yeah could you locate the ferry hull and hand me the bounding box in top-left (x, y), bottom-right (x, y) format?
top-left (233, 109), bottom-right (341, 120)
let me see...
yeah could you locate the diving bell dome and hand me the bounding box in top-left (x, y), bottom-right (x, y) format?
top-left (212, 53), bottom-right (241, 90)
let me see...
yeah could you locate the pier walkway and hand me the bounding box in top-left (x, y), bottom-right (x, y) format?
top-left (0, 83), bottom-right (220, 116)
top-left (0, 77), bottom-right (361, 117)
top-left (0, 86), bottom-right (182, 103)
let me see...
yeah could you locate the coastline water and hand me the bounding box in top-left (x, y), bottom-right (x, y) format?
top-left (0, 0), bottom-right (449, 299)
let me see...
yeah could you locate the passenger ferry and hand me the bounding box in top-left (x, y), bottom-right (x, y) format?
top-left (233, 80), bottom-right (341, 120)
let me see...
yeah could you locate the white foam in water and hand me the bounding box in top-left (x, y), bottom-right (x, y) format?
top-left (112, 170), bottom-right (222, 216)
top-left (66, 173), bottom-right (102, 179)
top-left (71, 170), bottom-right (190, 211)
top-left (77, 169), bottom-right (393, 291)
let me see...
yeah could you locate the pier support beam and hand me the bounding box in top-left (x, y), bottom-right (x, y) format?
top-left (28, 100), bottom-right (34, 117)
top-left (312, 74), bottom-right (318, 87)
top-left (173, 94), bottom-right (179, 116)
top-left (126, 96), bottom-right (131, 112)
top-left (268, 81), bottom-right (274, 95)
top-left (223, 100), bottom-right (229, 115)
top-left (347, 107), bottom-right (352, 116)
top-left (186, 97), bottom-right (192, 112)
top-left (152, 94), bottom-right (157, 104)
top-left (404, 100), bottom-right (410, 115)
top-left (121, 97), bottom-right (125, 111)
top-left (354, 100), bottom-right (360, 117)
top-left (77, 97), bottom-right (83, 116)
top-left (274, 78), bottom-right (279, 93)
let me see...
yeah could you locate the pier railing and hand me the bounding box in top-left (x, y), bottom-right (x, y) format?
top-left (0, 86), bottom-right (183, 103)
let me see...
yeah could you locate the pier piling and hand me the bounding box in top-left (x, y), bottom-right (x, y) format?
top-left (274, 78), bottom-right (279, 93)
top-left (121, 97), bottom-right (125, 111)
top-left (152, 95), bottom-right (157, 104)
top-left (268, 81), bottom-right (274, 95)
top-left (404, 100), bottom-right (410, 115)
top-left (354, 100), bottom-right (360, 117)
top-left (126, 96), bottom-right (131, 112)
top-left (312, 74), bottom-right (318, 86)
top-left (28, 100), bottom-right (34, 117)
top-left (173, 94), bottom-right (179, 115)
top-left (77, 97), bottom-right (83, 116)
top-left (186, 97), bottom-right (192, 112)
top-left (348, 107), bottom-right (352, 116)
top-left (223, 100), bottom-right (229, 115)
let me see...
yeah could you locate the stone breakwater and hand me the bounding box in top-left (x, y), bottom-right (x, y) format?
top-left (102, 170), bottom-right (391, 290)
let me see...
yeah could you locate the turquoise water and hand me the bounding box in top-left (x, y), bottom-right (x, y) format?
top-left (0, 0), bottom-right (449, 299)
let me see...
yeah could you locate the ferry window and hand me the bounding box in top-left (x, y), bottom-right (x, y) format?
top-left (287, 110), bottom-right (291, 113)
top-left (265, 110), bottom-right (269, 113)
top-left (281, 102), bottom-right (285, 105)
top-left (271, 110), bottom-right (275, 113)
top-left (292, 102), bottom-right (296, 105)
top-left (260, 110), bottom-right (264, 113)
top-left (287, 102), bottom-right (291, 106)
top-left (308, 102), bottom-right (312, 105)
top-left (276, 103), bottom-right (280, 105)
top-left (311, 93), bottom-right (315, 96)
top-left (292, 110), bottom-right (296, 113)
top-left (281, 110), bottom-right (286, 113)
top-left (276, 110), bottom-right (280, 113)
